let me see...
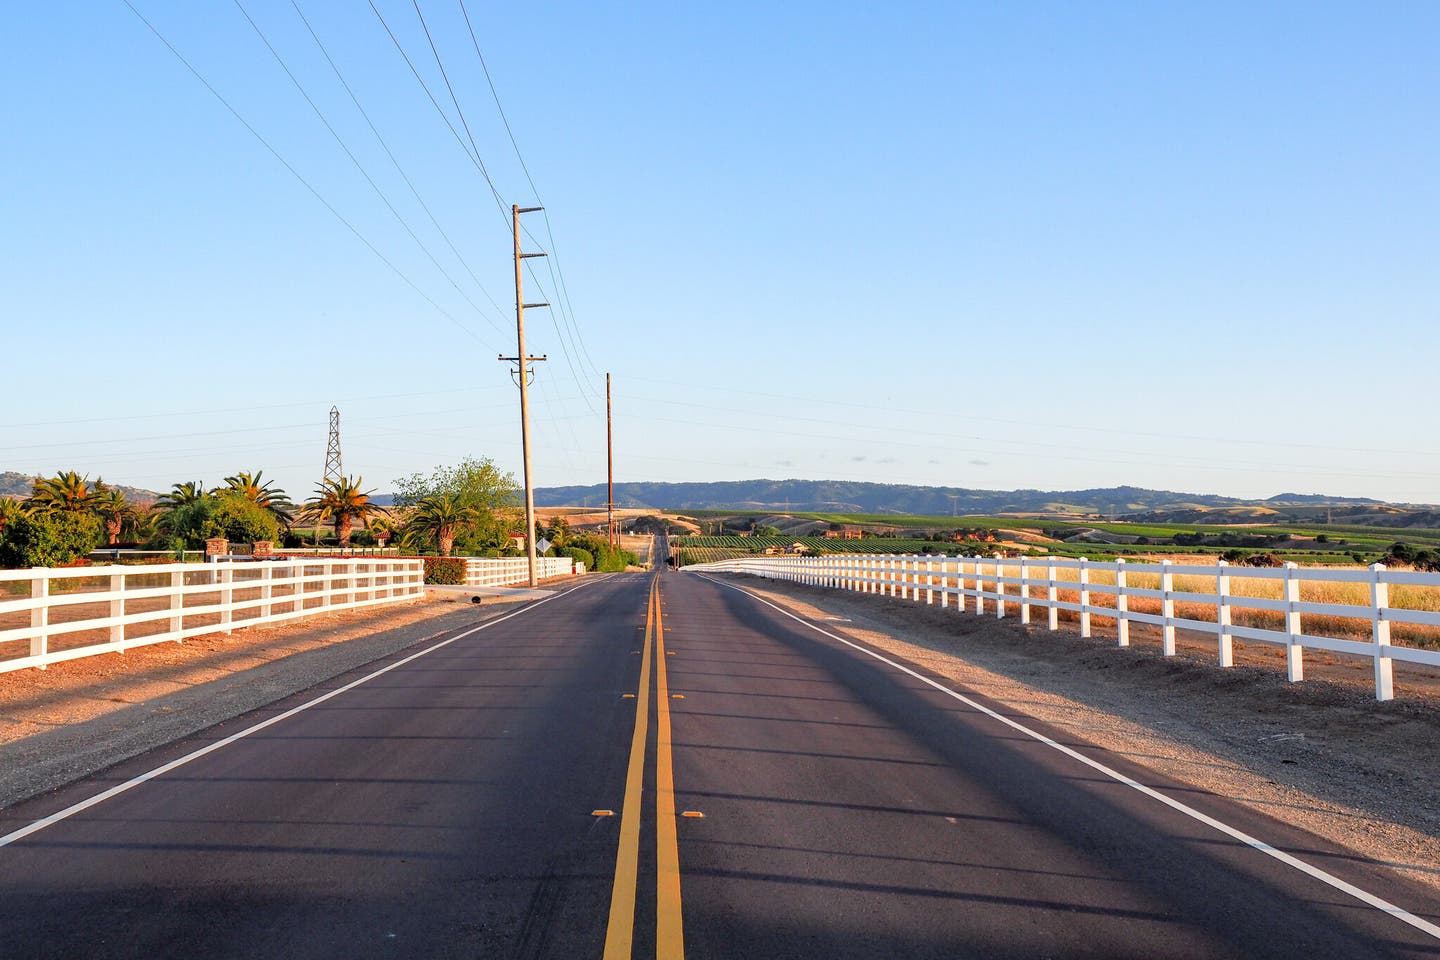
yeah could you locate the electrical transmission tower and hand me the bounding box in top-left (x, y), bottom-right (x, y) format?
top-left (323, 406), bottom-right (343, 484)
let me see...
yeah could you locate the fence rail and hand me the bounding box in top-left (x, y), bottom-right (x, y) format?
top-left (0, 558), bottom-right (425, 674)
top-left (685, 554), bottom-right (1440, 701)
top-left (462, 556), bottom-right (576, 587)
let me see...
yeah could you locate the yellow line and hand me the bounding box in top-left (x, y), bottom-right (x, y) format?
top-left (602, 579), bottom-right (656, 960)
top-left (654, 577), bottom-right (685, 959)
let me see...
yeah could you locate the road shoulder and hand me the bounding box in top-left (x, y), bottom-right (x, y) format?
top-left (0, 589), bottom-right (571, 809)
top-left (708, 574), bottom-right (1440, 896)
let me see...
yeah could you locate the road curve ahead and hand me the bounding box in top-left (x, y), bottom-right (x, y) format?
top-left (1, 564), bottom-right (1438, 958)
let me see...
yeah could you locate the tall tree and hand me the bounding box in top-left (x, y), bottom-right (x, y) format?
top-left (91, 488), bottom-right (138, 546)
top-left (221, 471), bottom-right (295, 526)
top-left (304, 476), bottom-right (387, 547)
top-left (26, 471), bottom-right (99, 513)
top-left (405, 494), bottom-right (481, 557)
top-left (154, 481), bottom-right (207, 512)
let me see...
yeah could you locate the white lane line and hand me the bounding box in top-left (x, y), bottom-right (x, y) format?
top-left (695, 573), bottom-right (1440, 941)
top-left (0, 582), bottom-right (596, 849)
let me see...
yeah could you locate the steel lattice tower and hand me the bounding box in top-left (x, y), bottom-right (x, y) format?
top-left (323, 406), bottom-right (343, 484)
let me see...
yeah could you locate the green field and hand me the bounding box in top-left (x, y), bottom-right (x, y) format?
top-left (670, 509), bottom-right (1440, 568)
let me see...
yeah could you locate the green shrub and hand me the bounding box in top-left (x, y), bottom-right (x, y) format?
top-left (423, 556), bottom-right (466, 585)
top-left (0, 511), bottom-right (105, 568)
top-left (560, 546), bottom-right (594, 570)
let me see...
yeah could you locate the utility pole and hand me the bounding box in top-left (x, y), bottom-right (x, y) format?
top-left (607, 372), bottom-right (617, 551)
top-left (500, 204), bottom-right (548, 587)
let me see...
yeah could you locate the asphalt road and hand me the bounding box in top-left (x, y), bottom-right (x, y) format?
top-left (0, 561), bottom-right (1437, 958)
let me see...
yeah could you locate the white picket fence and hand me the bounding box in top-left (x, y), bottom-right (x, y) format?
top-left (0, 558), bottom-right (425, 674)
top-left (462, 556), bottom-right (576, 587)
top-left (685, 554), bottom-right (1440, 701)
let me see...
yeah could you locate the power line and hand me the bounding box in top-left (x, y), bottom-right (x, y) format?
top-left (232, 0), bottom-right (507, 341)
top-left (382, 0), bottom-right (599, 409)
top-left (406, 0), bottom-right (509, 220)
top-left (456, 0), bottom-right (602, 379)
top-left (120, 0), bottom-right (490, 348)
top-left (289, 0), bottom-right (510, 323)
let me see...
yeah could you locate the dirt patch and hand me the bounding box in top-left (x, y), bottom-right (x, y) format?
top-left (718, 575), bottom-right (1440, 895)
top-left (0, 589), bottom-right (556, 810)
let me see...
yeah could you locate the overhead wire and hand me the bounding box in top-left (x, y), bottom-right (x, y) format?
top-left (233, 0), bottom-right (510, 341)
top-left (120, 1), bottom-right (490, 349)
top-left (289, 0), bottom-right (510, 322)
top-left (457, 0), bottom-right (600, 379)
top-left (413, 0), bottom-right (601, 408)
top-left (370, 0), bottom-right (600, 417)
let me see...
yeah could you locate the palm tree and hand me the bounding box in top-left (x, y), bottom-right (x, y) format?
top-left (303, 475), bottom-right (388, 548)
top-left (153, 481), bottom-right (207, 512)
top-left (25, 471), bottom-right (99, 513)
top-left (91, 488), bottom-right (138, 546)
top-left (221, 470), bottom-right (295, 526)
top-left (406, 494), bottom-right (481, 557)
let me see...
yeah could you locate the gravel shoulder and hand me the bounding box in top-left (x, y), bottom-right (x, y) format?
top-left (0, 585), bottom-right (579, 810)
top-left (709, 574), bottom-right (1440, 896)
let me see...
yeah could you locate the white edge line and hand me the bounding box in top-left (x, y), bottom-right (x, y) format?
top-left (694, 572), bottom-right (1440, 941)
top-left (0, 580), bottom-right (596, 849)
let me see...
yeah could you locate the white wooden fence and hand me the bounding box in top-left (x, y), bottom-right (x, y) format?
top-left (462, 556), bottom-right (576, 587)
top-left (0, 558), bottom-right (425, 675)
top-left (685, 554), bottom-right (1440, 701)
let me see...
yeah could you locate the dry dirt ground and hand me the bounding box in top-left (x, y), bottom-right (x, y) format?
top-left (708, 574), bottom-right (1440, 896)
top-left (0, 588), bottom-right (552, 810)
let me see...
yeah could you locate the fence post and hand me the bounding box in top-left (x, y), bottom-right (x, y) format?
top-left (219, 564), bottom-right (234, 635)
top-left (1046, 557), bottom-right (1058, 631)
top-left (1284, 562), bottom-right (1304, 682)
top-left (975, 557), bottom-right (986, 616)
top-left (1161, 560), bottom-right (1175, 655)
top-left (1078, 557), bottom-right (1091, 638)
top-left (261, 563), bottom-right (274, 619)
top-left (899, 557), bottom-right (909, 600)
top-left (889, 557), bottom-right (898, 598)
top-left (994, 553), bottom-right (1006, 619)
top-left (110, 569), bottom-right (126, 647)
top-left (956, 558), bottom-right (967, 613)
top-left (1019, 557), bottom-right (1030, 624)
top-left (1115, 558), bottom-right (1129, 647)
top-left (169, 568), bottom-right (184, 639)
top-left (1216, 560), bottom-right (1232, 667)
top-left (29, 571), bottom-right (49, 667)
top-left (1370, 563), bottom-right (1393, 701)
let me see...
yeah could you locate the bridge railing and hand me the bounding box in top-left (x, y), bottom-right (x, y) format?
top-left (685, 554), bottom-right (1440, 701)
top-left (0, 558), bottom-right (425, 675)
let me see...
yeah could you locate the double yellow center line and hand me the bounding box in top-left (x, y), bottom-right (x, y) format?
top-left (604, 575), bottom-right (685, 959)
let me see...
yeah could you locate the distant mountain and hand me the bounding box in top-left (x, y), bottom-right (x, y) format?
top-left (534, 479), bottom-right (1425, 522)
top-left (0, 471), bottom-right (162, 505)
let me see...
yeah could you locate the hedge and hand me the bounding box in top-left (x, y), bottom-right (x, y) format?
top-left (423, 556), bottom-right (467, 585)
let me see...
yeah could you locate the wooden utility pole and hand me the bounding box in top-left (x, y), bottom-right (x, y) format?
top-left (607, 372), bottom-right (616, 551)
top-left (501, 204), bottom-right (548, 587)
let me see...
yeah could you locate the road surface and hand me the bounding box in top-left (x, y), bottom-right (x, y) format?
top-left (1, 561), bottom-right (1436, 958)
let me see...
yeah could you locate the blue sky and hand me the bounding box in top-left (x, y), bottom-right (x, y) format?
top-left (4, 2), bottom-right (1438, 504)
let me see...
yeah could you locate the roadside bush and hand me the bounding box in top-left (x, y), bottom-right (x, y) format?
top-left (0, 511), bottom-right (105, 568)
top-left (423, 556), bottom-right (466, 585)
top-left (560, 546), bottom-right (594, 570)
